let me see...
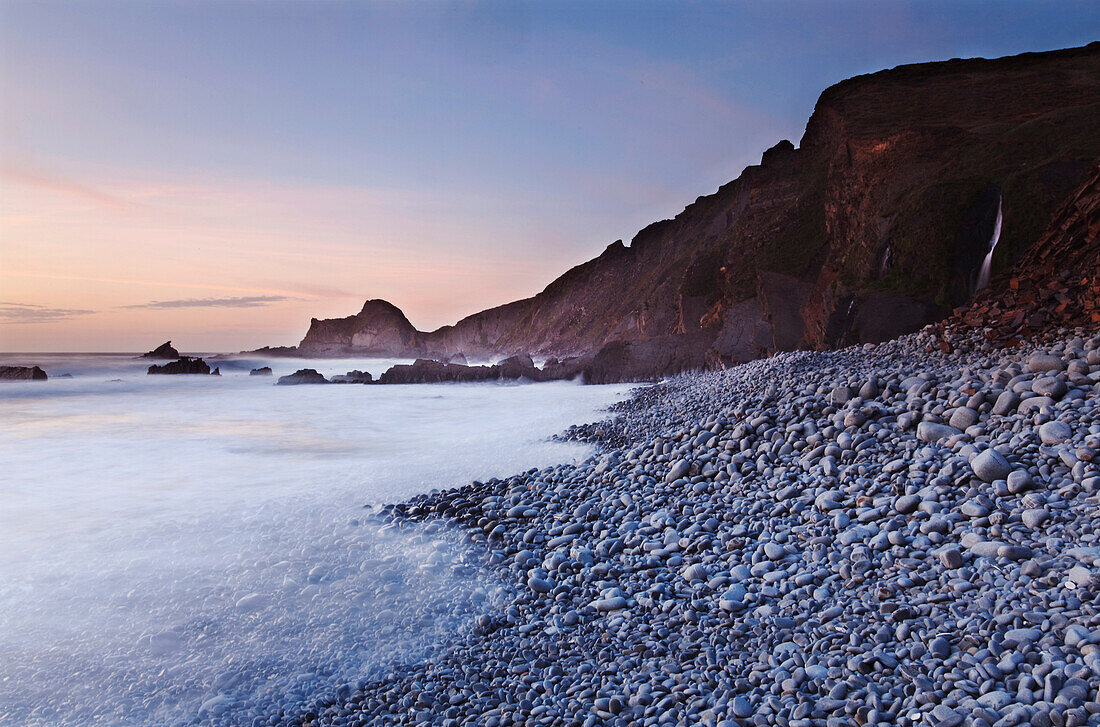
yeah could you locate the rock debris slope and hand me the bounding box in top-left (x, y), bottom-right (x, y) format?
top-left (284, 323), bottom-right (1100, 727)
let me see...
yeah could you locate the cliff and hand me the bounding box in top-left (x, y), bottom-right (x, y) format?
top-left (280, 43), bottom-right (1100, 377)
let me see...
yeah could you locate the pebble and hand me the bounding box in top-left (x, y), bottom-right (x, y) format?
top-left (940, 547), bottom-right (964, 569)
top-left (917, 421), bottom-right (961, 443)
top-left (1022, 508), bottom-right (1049, 529)
top-left (1040, 420), bottom-right (1073, 445)
top-left (1033, 376), bottom-right (1069, 399)
top-left (971, 448), bottom-right (1012, 482)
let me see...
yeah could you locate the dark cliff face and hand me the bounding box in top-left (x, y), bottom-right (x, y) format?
top-left (941, 161), bottom-right (1100, 342)
top-left (279, 43), bottom-right (1100, 376)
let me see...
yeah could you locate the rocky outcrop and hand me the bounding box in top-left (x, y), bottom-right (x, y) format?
top-left (264, 43), bottom-right (1100, 381)
top-left (141, 341), bottom-right (180, 359)
top-left (297, 300), bottom-right (427, 357)
top-left (277, 369), bottom-right (329, 385)
top-left (249, 367), bottom-right (273, 376)
top-left (147, 357), bottom-right (212, 375)
top-left (0, 365), bottom-right (47, 381)
top-left (331, 370), bottom-right (373, 384)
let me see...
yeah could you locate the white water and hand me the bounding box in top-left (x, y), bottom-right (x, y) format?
top-left (0, 354), bottom-right (632, 726)
top-left (976, 195), bottom-right (1004, 291)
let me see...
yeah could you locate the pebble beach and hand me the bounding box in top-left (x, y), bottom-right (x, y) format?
top-left (283, 324), bottom-right (1100, 727)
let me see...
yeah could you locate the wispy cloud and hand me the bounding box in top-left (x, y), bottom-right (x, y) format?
top-left (0, 302), bottom-right (97, 324)
top-left (0, 164), bottom-right (139, 210)
top-left (121, 295), bottom-right (294, 310)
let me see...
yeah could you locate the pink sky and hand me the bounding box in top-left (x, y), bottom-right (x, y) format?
top-left (3, 1), bottom-right (1094, 352)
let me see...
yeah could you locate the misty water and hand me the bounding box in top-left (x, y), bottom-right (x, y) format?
top-left (0, 354), bottom-right (632, 726)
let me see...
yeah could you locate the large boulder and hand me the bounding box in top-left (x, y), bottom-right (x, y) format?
top-left (277, 369), bottom-right (329, 385)
top-left (496, 354), bottom-right (543, 381)
top-left (0, 365), bottom-right (47, 381)
top-left (147, 357), bottom-right (212, 375)
top-left (249, 367), bottom-right (273, 376)
top-left (141, 341), bottom-right (180, 359)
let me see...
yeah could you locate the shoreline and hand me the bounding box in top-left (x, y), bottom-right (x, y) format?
top-left (282, 323), bottom-right (1100, 726)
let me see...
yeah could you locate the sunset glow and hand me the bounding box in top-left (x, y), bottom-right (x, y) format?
top-left (2, 1), bottom-right (1096, 351)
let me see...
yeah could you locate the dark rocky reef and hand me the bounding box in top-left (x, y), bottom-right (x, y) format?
top-left (141, 341), bottom-right (180, 359)
top-left (277, 369), bottom-right (329, 385)
top-left (250, 367), bottom-right (273, 376)
top-left (262, 43), bottom-right (1100, 381)
top-left (147, 357), bottom-right (212, 375)
top-left (0, 365), bottom-right (47, 381)
top-left (331, 370), bottom-right (373, 384)
top-left (378, 355), bottom-right (542, 385)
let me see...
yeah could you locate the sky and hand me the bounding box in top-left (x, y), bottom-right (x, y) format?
top-left (1, 1), bottom-right (1097, 352)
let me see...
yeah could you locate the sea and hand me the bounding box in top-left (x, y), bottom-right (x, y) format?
top-left (0, 353), bottom-right (633, 726)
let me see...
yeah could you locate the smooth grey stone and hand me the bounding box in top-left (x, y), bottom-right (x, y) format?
top-left (950, 407), bottom-right (980, 430)
top-left (940, 548), bottom-right (964, 569)
top-left (993, 390), bottom-right (1021, 416)
top-left (895, 494), bottom-right (921, 514)
top-left (1008, 469), bottom-right (1035, 493)
top-left (731, 695), bottom-right (753, 718)
top-left (1033, 376), bottom-right (1069, 399)
top-left (998, 544), bottom-right (1033, 560)
top-left (1022, 509), bottom-right (1049, 529)
top-left (930, 636), bottom-right (952, 658)
top-left (665, 460), bottom-right (691, 483)
top-left (763, 542), bottom-right (786, 560)
top-left (681, 564), bottom-right (709, 582)
top-left (719, 585), bottom-right (748, 612)
top-left (1040, 421), bottom-right (1073, 445)
top-left (918, 422), bottom-right (962, 444)
top-left (960, 500), bottom-right (991, 518)
top-left (528, 576), bottom-right (553, 594)
top-left (971, 449), bottom-right (1012, 482)
top-left (592, 596), bottom-right (628, 612)
top-left (1028, 354), bottom-right (1065, 373)
top-left (1019, 396), bottom-right (1055, 414)
top-left (1003, 628), bottom-right (1043, 647)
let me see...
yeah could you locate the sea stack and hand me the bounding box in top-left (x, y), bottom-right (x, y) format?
top-left (141, 341), bottom-right (181, 359)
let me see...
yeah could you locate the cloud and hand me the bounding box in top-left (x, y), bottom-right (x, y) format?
top-left (0, 164), bottom-right (138, 210)
top-left (0, 302), bottom-right (97, 324)
top-left (121, 295), bottom-right (294, 310)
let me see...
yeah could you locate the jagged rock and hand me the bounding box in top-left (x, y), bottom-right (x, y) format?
top-left (147, 357), bottom-right (212, 375)
top-left (249, 367), bottom-right (273, 376)
top-left (378, 357), bottom-right (544, 385)
top-left (0, 365), bottom-right (47, 381)
top-left (141, 341), bottom-right (180, 359)
top-left (276, 369), bottom-right (329, 385)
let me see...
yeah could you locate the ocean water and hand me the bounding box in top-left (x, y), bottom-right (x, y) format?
top-left (0, 354), bottom-right (632, 726)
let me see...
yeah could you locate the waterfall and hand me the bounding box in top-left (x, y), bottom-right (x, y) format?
top-left (976, 195), bottom-right (1003, 290)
